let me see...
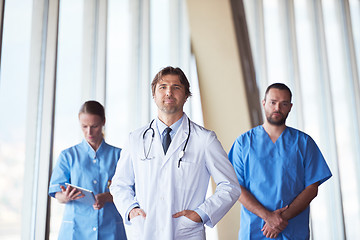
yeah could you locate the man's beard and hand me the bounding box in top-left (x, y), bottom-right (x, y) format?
top-left (159, 105), bottom-right (179, 114)
top-left (266, 112), bottom-right (288, 126)
top-left (158, 100), bottom-right (180, 114)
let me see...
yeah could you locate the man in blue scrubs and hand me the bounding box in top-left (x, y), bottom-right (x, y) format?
top-left (228, 83), bottom-right (332, 239)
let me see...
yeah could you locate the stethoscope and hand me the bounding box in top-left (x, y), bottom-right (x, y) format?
top-left (142, 118), bottom-right (191, 168)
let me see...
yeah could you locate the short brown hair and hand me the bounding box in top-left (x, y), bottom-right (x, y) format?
top-left (79, 100), bottom-right (105, 121)
top-left (264, 83), bottom-right (292, 102)
top-left (151, 66), bottom-right (192, 97)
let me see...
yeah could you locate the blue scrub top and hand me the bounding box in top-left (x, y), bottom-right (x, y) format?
top-left (228, 126), bottom-right (332, 240)
top-left (49, 139), bottom-right (127, 240)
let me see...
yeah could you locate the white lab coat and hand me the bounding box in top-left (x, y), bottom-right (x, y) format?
top-left (110, 114), bottom-right (240, 240)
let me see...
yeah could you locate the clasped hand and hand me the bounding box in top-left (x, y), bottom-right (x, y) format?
top-left (262, 206), bottom-right (288, 239)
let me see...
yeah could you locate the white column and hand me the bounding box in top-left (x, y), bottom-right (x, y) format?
top-left (130, 0), bottom-right (151, 125)
top-left (81, 0), bottom-right (96, 102)
top-left (22, 0), bottom-right (59, 239)
top-left (94, 0), bottom-right (108, 104)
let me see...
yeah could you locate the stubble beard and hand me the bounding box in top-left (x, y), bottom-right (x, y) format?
top-left (266, 112), bottom-right (288, 126)
top-left (159, 104), bottom-right (180, 114)
top-left (158, 96), bottom-right (183, 114)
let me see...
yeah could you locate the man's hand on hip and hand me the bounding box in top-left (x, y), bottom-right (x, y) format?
top-left (172, 210), bottom-right (202, 223)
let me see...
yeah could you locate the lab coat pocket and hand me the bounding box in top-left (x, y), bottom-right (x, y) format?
top-left (176, 216), bottom-right (204, 239)
top-left (129, 216), bottom-right (145, 239)
top-left (176, 160), bottom-right (201, 190)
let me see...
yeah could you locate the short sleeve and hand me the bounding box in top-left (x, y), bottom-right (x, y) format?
top-left (304, 136), bottom-right (332, 188)
top-left (48, 151), bottom-right (71, 198)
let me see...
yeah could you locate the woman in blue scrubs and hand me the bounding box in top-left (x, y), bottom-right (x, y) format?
top-left (48, 101), bottom-right (127, 240)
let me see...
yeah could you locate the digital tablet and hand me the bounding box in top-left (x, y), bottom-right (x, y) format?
top-left (65, 183), bottom-right (96, 205)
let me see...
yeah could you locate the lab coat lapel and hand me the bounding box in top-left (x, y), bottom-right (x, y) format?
top-left (161, 114), bottom-right (190, 167)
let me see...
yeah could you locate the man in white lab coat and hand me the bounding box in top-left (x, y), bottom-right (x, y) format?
top-left (110, 66), bottom-right (241, 240)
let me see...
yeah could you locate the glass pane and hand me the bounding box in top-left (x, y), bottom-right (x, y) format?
top-left (150, 0), bottom-right (170, 72)
top-left (263, 0), bottom-right (288, 85)
top-left (322, 0), bottom-right (360, 238)
top-left (0, 0), bottom-right (32, 239)
top-left (49, 0), bottom-right (84, 239)
top-left (293, 0), bottom-right (338, 239)
top-left (293, 0), bottom-right (322, 133)
top-left (106, 0), bottom-right (132, 147)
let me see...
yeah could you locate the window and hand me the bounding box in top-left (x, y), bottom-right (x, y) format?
top-left (0, 0), bottom-right (32, 239)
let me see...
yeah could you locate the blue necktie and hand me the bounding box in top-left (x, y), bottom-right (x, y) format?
top-left (162, 127), bottom-right (172, 154)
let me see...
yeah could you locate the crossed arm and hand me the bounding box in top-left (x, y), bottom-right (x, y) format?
top-left (239, 182), bottom-right (319, 238)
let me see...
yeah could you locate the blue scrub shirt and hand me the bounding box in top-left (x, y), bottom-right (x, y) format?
top-left (49, 139), bottom-right (127, 240)
top-left (228, 126), bottom-right (332, 240)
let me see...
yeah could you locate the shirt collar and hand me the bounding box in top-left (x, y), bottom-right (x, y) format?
top-left (156, 114), bottom-right (184, 139)
top-left (81, 139), bottom-right (105, 159)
